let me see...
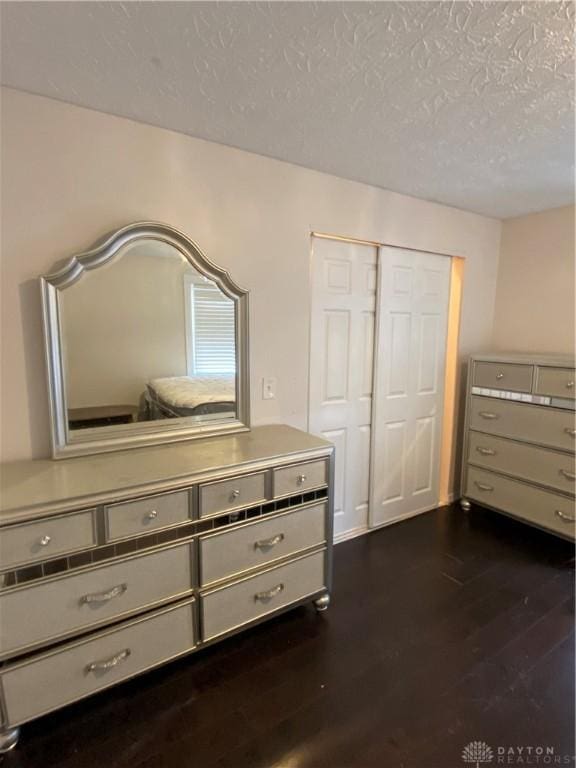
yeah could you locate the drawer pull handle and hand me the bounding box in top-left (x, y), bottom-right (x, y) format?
top-left (559, 469), bottom-right (576, 481)
top-left (476, 447), bottom-right (496, 456)
top-left (230, 489), bottom-right (241, 500)
top-left (254, 583), bottom-right (284, 602)
top-left (39, 535), bottom-right (52, 547)
top-left (297, 474), bottom-right (307, 485)
top-left (474, 481), bottom-right (494, 492)
top-left (146, 509), bottom-right (158, 520)
top-left (564, 428), bottom-right (576, 437)
top-left (555, 509), bottom-right (576, 523)
top-left (254, 533), bottom-right (285, 550)
top-left (80, 583), bottom-right (127, 605)
top-left (479, 411), bottom-right (499, 420)
top-left (86, 648), bottom-right (131, 674)
top-left (566, 381), bottom-right (575, 389)
top-left (496, 372), bottom-right (504, 380)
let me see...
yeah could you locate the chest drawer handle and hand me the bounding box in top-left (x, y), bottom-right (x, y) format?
top-left (564, 428), bottom-right (576, 437)
top-left (254, 533), bottom-right (285, 550)
top-left (559, 469), bottom-right (576, 481)
top-left (297, 474), bottom-right (307, 485)
top-left (230, 489), bottom-right (241, 501)
top-left (38, 535), bottom-right (52, 547)
top-left (80, 583), bottom-right (127, 605)
top-left (86, 648), bottom-right (131, 674)
top-left (566, 381), bottom-right (575, 389)
top-left (145, 509), bottom-right (158, 520)
top-left (479, 411), bottom-right (499, 420)
top-left (254, 583), bottom-right (284, 602)
top-left (476, 447), bottom-right (496, 456)
top-left (474, 481), bottom-right (494, 492)
top-left (495, 372), bottom-right (504, 380)
top-left (555, 509), bottom-right (576, 523)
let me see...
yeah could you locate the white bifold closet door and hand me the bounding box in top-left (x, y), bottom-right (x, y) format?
top-left (369, 247), bottom-right (451, 528)
top-left (308, 237), bottom-right (378, 540)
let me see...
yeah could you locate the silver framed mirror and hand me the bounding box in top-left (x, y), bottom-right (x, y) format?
top-left (41, 222), bottom-right (250, 458)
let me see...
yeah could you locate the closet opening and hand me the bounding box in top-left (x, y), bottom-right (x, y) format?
top-left (308, 233), bottom-right (464, 542)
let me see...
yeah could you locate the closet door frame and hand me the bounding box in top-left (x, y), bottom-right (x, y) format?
top-left (308, 233), bottom-right (459, 539)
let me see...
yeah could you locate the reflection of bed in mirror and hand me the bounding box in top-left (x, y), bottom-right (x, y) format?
top-left (143, 375), bottom-right (236, 420)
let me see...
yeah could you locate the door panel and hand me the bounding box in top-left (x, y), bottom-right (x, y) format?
top-left (309, 238), bottom-right (378, 540)
top-left (370, 247), bottom-right (451, 527)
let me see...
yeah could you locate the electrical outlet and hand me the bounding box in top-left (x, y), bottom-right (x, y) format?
top-left (262, 377), bottom-right (277, 400)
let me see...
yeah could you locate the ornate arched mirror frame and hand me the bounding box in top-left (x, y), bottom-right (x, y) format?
top-left (41, 222), bottom-right (250, 458)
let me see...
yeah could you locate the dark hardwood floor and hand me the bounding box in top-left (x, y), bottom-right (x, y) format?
top-left (4, 504), bottom-right (575, 768)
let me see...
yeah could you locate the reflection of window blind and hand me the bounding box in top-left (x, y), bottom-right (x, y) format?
top-left (192, 283), bottom-right (235, 375)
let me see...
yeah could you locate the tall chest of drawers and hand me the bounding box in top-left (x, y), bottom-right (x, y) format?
top-left (0, 425), bottom-right (334, 751)
top-left (461, 353), bottom-right (575, 540)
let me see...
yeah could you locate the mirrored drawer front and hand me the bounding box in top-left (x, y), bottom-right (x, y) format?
top-left (469, 396), bottom-right (576, 453)
top-left (273, 460), bottom-right (327, 498)
top-left (535, 367), bottom-right (576, 399)
top-left (0, 541), bottom-right (194, 660)
top-left (199, 473), bottom-right (267, 519)
top-left (104, 490), bottom-right (191, 542)
top-left (468, 432), bottom-right (575, 495)
top-left (0, 600), bottom-right (196, 728)
top-left (0, 510), bottom-right (96, 571)
top-left (467, 467), bottom-right (575, 539)
top-left (472, 361), bottom-right (533, 393)
top-left (200, 502), bottom-right (327, 586)
top-left (202, 550), bottom-right (326, 641)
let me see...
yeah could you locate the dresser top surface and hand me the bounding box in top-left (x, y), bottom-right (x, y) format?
top-left (0, 425), bottom-right (332, 521)
top-left (470, 352), bottom-right (575, 367)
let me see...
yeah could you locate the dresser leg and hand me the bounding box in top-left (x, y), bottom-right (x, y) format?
top-left (460, 498), bottom-right (471, 512)
top-left (314, 593), bottom-right (330, 612)
top-left (0, 727), bottom-right (20, 753)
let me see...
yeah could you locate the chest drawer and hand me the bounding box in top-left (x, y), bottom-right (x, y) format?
top-left (273, 460), bottom-right (327, 498)
top-left (468, 432), bottom-right (575, 495)
top-left (466, 467), bottom-right (575, 540)
top-left (472, 361), bottom-right (533, 392)
top-left (534, 366), bottom-right (576, 399)
top-left (469, 396), bottom-right (576, 453)
top-left (0, 599), bottom-right (196, 728)
top-left (0, 510), bottom-right (96, 571)
top-left (200, 502), bottom-right (326, 586)
top-left (199, 472), bottom-right (267, 519)
top-left (104, 490), bottom-right (191, 542)
top-left (0, 541), bottom-right (194, 660)
top-left (201, 549), bottom-right (326, 641)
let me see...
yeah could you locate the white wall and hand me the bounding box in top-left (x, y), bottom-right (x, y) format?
top-left (492, 206), bottom-right (575, 355)
top-left (0, 87), bottom-right (502, 494)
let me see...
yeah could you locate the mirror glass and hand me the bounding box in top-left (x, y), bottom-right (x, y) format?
top-left (58, 239), bottom-right (238, 433)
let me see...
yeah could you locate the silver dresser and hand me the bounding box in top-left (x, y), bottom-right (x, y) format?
top-left (0, 425), bottom-right (334, 751)
top-left (461, 353), bottom-right (575, 540)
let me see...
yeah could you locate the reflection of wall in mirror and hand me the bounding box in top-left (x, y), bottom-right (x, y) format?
top-left (60, 242), bottom-right (190, 410)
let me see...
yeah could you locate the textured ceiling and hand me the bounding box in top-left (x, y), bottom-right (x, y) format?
top-left (1, 1), bottom-right (574, 218)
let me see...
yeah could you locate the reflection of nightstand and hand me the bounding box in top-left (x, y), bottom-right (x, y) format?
top-left (68, 405), bottom-right (139, 430)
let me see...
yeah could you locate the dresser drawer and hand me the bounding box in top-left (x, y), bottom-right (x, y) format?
top-left (199, 472), bottom-right (267, 519)
top-left (200, 503), bottom-right (327, 586)
top-left (104, 490), bottom-right (191, 542)
top-left (0, 599), bottom-right (196, 727)
top-left (534, 366), bottom-right (576, 399)
top-left (273, 460), bottom-right (327, 498)
top-left (0, 541), bottom-right (194, 659)
top-left (201, 550), bottom-right (326, 641)
top-left (0, 510), bottom-right (96, 571)
top-left (469, 396), bottom-right (576, 453)
top-left (472, 361), bottom-right (533, 392)
top-left (466, 467), bottom-right (575, 540)
top-left (468, 432), bottom-right (575, 495)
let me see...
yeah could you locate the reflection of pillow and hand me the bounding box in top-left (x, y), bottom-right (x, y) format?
top-left (149, 375), bottom-right (235, 409)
